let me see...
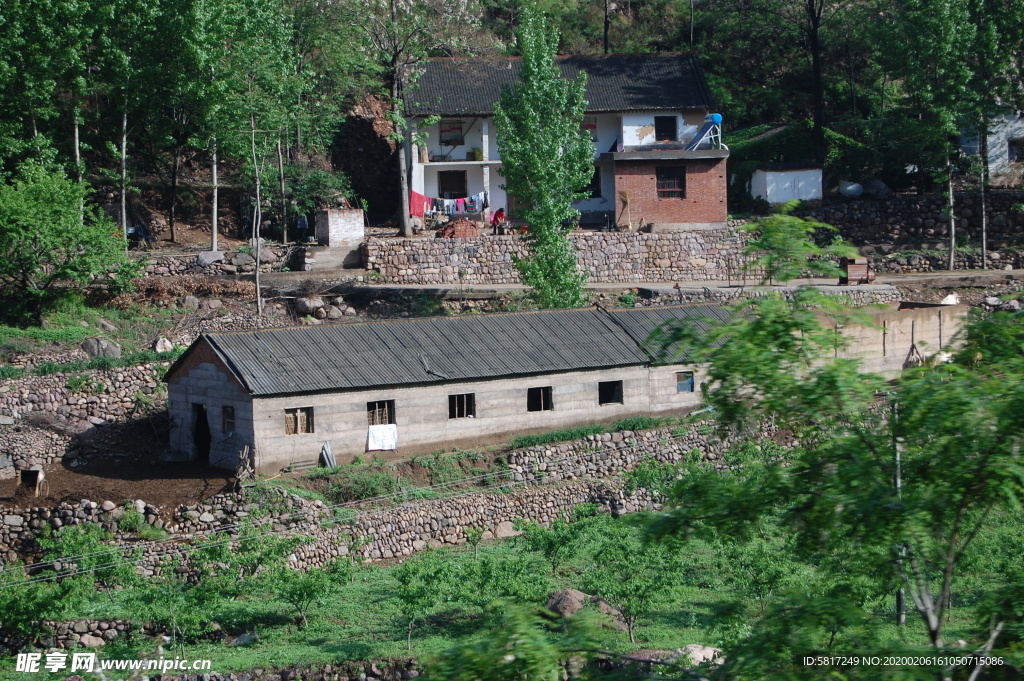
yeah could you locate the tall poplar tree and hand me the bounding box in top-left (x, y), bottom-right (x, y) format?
top-left (493, 6), bottom-right (593, 308)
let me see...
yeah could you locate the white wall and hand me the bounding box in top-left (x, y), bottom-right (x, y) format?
top-left (751, 168), bottom-right (823, 204)
top-left (959, 110), bottom-right (1024, 176)
top-left (621, 112), bottom-right (699, 148)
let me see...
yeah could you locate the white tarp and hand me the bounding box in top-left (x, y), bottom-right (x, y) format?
top-left (367, 424), bottom-right (398, 451)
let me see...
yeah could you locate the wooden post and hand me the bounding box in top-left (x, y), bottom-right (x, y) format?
top-left (482, 119), bottom-right (491, 224)
top-left (211, 139), bottom-right (219, 252)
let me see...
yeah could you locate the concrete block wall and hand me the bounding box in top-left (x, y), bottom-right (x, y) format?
top-left (613, 158), bottom-right (728, 226)
top-left (250, 364), bottom-right (704, 472)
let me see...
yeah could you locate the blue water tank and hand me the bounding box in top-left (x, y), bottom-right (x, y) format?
top-left (710, 113), bottom-right (723, 125)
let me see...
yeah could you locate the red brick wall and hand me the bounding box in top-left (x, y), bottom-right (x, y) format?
top-left (613, 158), bottom-right (727, 225)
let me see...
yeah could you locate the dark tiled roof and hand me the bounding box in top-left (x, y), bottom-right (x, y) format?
top-left (405, 53), bottom-right (715, 117)
top-left (167, 305), bottom-right (730, 397)
top-left (608, 305), bottom-right (734, 362)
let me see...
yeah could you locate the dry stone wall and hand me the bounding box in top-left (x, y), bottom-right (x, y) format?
top-left (140, 245), bottom-right (299, 277)
top-left (800, 191), bottom-right (1024, 247)
top-left (362, 224), bottom-right (756, 285)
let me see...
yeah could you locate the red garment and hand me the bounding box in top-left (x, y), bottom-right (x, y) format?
top-left (409, 190), bottom-right (428, 217)
top-left (490, 208), bottom-right (506, 226)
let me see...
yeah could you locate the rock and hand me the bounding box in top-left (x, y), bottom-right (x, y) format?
top-left (198, 512), bottom-right (215, 523)
top-left (231, 252), bottom-right (256, 267)
top-left (493, 521), bottom-right (521, 539)
top-left (99, 319), bottom-right (118, 332)
top-left (100, 500), bottom-right (116, 512)
top-left (545, 589), bottom-right (589, 617)
top-left (326, 306), bottom-right (344, 320)
top-left (81, 338), bottom-right (122, 358)
top-left (862, 179), bottom-right (892, 200)
top-left (0, 415), bottom-right (14, 425)
top-left (985, 296), bottom-right (1002, 307)
top-left (343, 306), bottom-right (357, 317)
top-left (229, 632), bottom-right (258, 647)
top-left (259, 247), bottom-right (278, 262)
top-left (153, 337), bottom-right (175, 353)
top-left (839, 181), bottom-right (863, 197)
top-left (78, 634), bottom-right (105, 647)
top-left (679, 644), bottom-right (724, 666)
top-left (197, 251), bottom-right (225, 266)
top-left (182, 295), bottom-right (200, 310)
top-left (220, 263), bottom-right (238, 274)
top-left (1002, 299), bottom-right (1022, 312)
top-left (202, 299), bottom-right (223, 310)
top-left (4, 515), bottom-right (24, 527)
top-left (134, 499), bottom-right (146, 513)
top-left (295, 297), bottom-right (325, 314)
top-left (87, 416), bottom-right (109, 426)
top-left (73, 620), bottom-right (90, 633)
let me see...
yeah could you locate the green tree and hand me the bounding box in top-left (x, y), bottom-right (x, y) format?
top-left (741, 210), bottom-right (856, 284)
top-left (394, 551), bottom-right (460, 650)
top-left (647, 292), bottom-right (1024, 676)
top-left (0, 164), bottom-right (138, 321)
top-left (493, 6), bottom-right (594, 308)
top-left (269, 566), bottom-right (333, 628)
top-left (581, 535), bottom-right (677, 644)
top-left (516, 518), bottom-right (578, 576)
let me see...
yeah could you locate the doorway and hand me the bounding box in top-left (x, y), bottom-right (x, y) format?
top-left (192, 403), bottom-right (211, 462)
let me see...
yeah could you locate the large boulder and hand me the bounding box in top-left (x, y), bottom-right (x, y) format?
top-left (153, 337), bottom-right (174, 353)
top-left (295, 296), bottom-right (325, 314)
top-left (231, 252), bottom-right (255, 267)
top-left (493, 520), bottom-right (521, 539)
top-left (679, 644), bottom-right (724, 666)
top-left (81, 338), bottom-right (121, 358)
top-left (196, 250), bottom-right (224, 267)
top-left (545, 589), bottom-right (589, 618)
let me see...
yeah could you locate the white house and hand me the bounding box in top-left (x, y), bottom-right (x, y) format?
top-left (404, 53), bottom-right (729, 230)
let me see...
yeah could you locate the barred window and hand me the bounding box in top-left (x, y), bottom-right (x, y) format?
top-left (448, 393), bottom-right (476, 419)
top-left (656, 167), bottom-right (686, 198)
top-left (284, 407), bottom-right (314, 435)
top-left (367, 400), bottom-right (396, 426)
top-left (222, 406), bottom-right (235, 436)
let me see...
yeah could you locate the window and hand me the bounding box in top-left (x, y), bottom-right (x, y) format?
top-left (598, 380), bottom-right (623, 405)
top-left (582, 116), bottom-right (599, 141)
top-left (584, 166), bottom-right (601, 199)
top-left (284, 407), bottom-right (314, 435)
top-left (439, 119), bottom-right (465, 146)
top-left (449, 393), bottom-right (476, 419)
top-left (437, 170), bottom-right (468, 199)
top-left (656, 166), bottom-right (687, 199)
top-left (367, 400), bottom-right (396, 426)
top-left (654, 116), bottom-right (678, 142)
top-left (527, 386), bottom-right (553, 412)
top-left (221, 406), bottom-right (235, 436)
top-left (1010, 138), bottom-right (1024, 162)
top-left (676, 371), bottom-right (695, 393)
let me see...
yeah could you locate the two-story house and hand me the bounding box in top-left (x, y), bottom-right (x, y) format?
top-left (404, 52), bottom-right (729, 231)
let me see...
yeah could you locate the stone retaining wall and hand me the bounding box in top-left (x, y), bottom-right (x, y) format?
top-left (801, 191), bottom-right (1024, 247)
top-left (869, 249), bottom-right (1024, 274)
top-left (139, 245), bottom-right (299, 277)
top-left (362, 225), bottom-right (757, 285)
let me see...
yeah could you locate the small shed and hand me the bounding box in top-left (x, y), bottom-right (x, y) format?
top-left (750, 164), bottom-right (822, 205)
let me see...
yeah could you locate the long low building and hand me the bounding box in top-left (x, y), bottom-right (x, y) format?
top-left (163, 302), bottom-right (965, 473)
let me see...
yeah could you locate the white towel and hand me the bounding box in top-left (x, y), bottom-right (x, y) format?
top-left (367, 424), bottom-right (398, 451)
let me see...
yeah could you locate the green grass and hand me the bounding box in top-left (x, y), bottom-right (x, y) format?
top-left (0, 511), bottom-right (999, 681)
top-left (507, 415), bottom-right (675, 449)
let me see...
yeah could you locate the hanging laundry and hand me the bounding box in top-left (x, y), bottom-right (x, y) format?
top-left (456, 198), bottom-right (466, 213)
top-left (409, 190), bottom-right (427, 218)
top-left (465, 196), bottom-right (477, 212)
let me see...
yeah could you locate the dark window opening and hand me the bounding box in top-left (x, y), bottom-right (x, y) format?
top-left (449, 393), bottom-right (476, 419)
top-left (676, 371), bottom-right (695, 393)
top-left (1010, 138), bottom-right (1024, 162)
top-left (439, 119), bottom-right (465, 146)
top-left (527, 386), bottom-right (554, 412)
top-left (598, 380), bottom-right (623, 405)
top-left (656, 166), bottom-right (687, 199)
top-left (438, 170), bottom-right (468, 199)
top-left (584, 166), bottom-right (601, 199)
top-left (285, 406), bottom-right (314, 435)
top-left (222, 405), bottom-right (235, 436)
top-left (367, 400), bottom-right (396, 426)
top-left (654, 116), bottom-right (678, 142)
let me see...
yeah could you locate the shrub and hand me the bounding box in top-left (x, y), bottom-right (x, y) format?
top-left (117, 506), bottom-right (146, 533)
top-left (326, 468), bottom-right (401, 503)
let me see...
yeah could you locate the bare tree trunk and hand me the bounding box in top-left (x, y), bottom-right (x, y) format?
top-left (120, 108), bottom-right (129, 251)
top-left (979, 117), bottom-right (989, 269)
top-left (277, 138), bottom-right (288, 243)
top-left (392, 76), bottom-right (413, 238)
top-left (211, 138), bottom-right (219, 252)
top-left (73, 111), bottom-right (84, 222)
top-left (169, 147), bottom-right (180, 243)
top-left (250, 116), bottom-right (264, 316)
top-left (948, 160), bottom-right (956, 271)
top-left (808, 1), bottom-right (826, 167)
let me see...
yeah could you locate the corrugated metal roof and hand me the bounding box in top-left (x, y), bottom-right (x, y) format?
top-left (406, 53), bottom-right (715, 117)
top-left (171, 304), bottom-right (732, 396)
top-left (607, 304), bottom-right (736, 362)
